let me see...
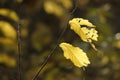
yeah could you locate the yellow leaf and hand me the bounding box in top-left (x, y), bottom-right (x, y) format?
top-left (0, 8), bottom-right (19, 22)
top-left (81, 27), bottom-right (98, 42)
top-left (59, 42), bottom-right (90, 67)
top-left (69, 18), bottom-right (98, 50)
top-left (69, 19), bottom-right (88, 42)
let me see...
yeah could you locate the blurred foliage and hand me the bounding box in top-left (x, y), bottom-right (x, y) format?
top-left (0, 21), bottom-right (17, 39)
top-left (0, 0), bottom-right (120, 80)
top-left (0, 8), bottom-right (19, 22)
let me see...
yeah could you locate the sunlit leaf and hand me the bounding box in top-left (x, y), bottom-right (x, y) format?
top-left (69, 19), bottom-right (88, 42)
top-left (69, 18), bottom-right (95, 28)
top-left (0, 21), bottom-right (16, 40)
top-left (0, 8), bottom-right (19, 22)
top-left (81, 27), bottom-right (98, 42)
top-left (69, 18), bottom-right (98, 50)
top-left (59, 42), bottom-right (90, 67)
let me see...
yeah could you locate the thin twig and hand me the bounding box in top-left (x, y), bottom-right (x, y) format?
top-left (70, 0), bottom-right (78, 15)
top-left (31, 1), bottom-right (78, 80)
top-left (31, 21), bottom-right (69, 80)
top-left (17, 21), bottom-right (22, 80)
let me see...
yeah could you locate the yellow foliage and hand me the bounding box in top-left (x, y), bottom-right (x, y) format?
top-left (16, 0), bottom-right (23, 3)
top-left (69, 18), bottom-right (98, 50)
top-left (0, 38), bottom-right (14, 44)
top-left (113, 40), bottom-right (120, 49)
top-left (0, 53), bottom-right (16, 67)
top-left (69, 18), bottom-right (95, 28)
top-left (59, 18), bottom-right (99, 68)
top-left (69, 19), bottom-right (88, 42)
top-left (44, 1), bottom-right (64, 17)
top-left (60, 0), bottom-right (73, 9)
top-left (81, 27), bottom-right (98, 42)
top-left (0, 21), bottom-right (16, 40)
top-left (0, 8), bottom-right (19, 22)
top-left (59, 42), bottom-right (90, 67)
top-left (0, 38), bottom-right (17, 52)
